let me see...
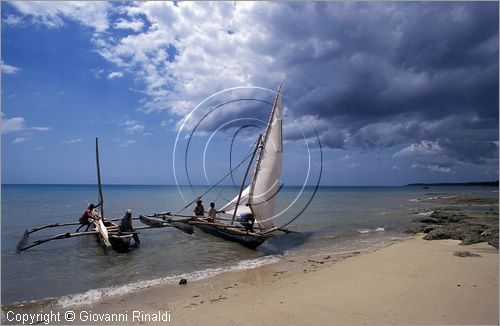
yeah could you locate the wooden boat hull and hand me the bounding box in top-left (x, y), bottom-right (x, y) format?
top-left (191, 220), bottom-right (271, 249)
top-left (139, 215), bottom-right (165, 227)
top-left (139, 214), bottom-right (194, 234)
top-left (109, 234), bottom-right (132, 253)
top-left (95, 220), bottom-right (131, 253)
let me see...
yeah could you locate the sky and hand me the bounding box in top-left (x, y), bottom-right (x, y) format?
top-left (1, 1), bottom-right (498, 186)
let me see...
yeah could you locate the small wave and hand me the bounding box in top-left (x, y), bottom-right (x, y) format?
top-left (410, 195), bottom-right (456, 202)
top-left (56, 256), bottom-right (279, 308)
top-left (358, 227), bottom-right (385, 234)
top-left (416, 211), bottom-right (434, 216)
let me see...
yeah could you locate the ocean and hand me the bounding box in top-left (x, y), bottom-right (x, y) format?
top-left (1, 184), bottom-right (497, 308)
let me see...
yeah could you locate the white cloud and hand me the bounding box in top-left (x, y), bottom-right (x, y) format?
top-left (114, 18), bottom-right (144, 32)
top-left (30, 127), bottom-right (51, 131)
top-left (34, 146), bottom-right (45, 151)
top-left (127, 124), bottom-right (144, 133)
top-left (3, 14), bottom-right (23, 26)
top-left (62, 138), bottom-right (83, 144)
top-left (1, 113), bottom-right (50, 134)
top-left (120, 140), bottom-right (136, 147)
top-left (8, 2), bottom-right (110, 32)
top-left (1, 113), bottom-right (26, 134)
top-left (92, 2), bottom-right (282, 116)
top-left (12, 137), bottom-right (29, 144)
top-left (121, 120), bottom-right (145, 134)
top-left (160, 119), bottom-right (173, 127)
top-left (427, 165), bottom-right (452, 173)
top-left (92, 68), bottom-right (105, 79)
top-left (108, 71), bottom-right (124, 79)
top-left (393, 140), bottom-right (443, 158)
top-left (1, 61), bottom-right (20, 74)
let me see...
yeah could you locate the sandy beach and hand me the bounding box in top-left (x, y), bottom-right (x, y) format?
top-left (4, 235), bottom-right (498, 325)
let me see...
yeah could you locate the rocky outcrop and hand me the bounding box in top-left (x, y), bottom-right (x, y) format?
top-left (408, 206), bottom-right (498, 249)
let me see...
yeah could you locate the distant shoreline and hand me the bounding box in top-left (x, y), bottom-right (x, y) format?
top-left (406, 181), bottom-right (499, 187)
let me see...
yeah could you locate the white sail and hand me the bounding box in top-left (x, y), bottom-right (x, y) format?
top-left (220, 84), bottom-right (283, 231)
top-left (248, 85), bottom-right (283, 230)
top-left (219, 186), bottom-right (252, 217)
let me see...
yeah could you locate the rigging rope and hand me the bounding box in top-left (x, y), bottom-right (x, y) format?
top-left (173, 146), bottom-right (258, 215)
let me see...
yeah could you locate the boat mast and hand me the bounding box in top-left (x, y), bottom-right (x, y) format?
top-left (230, 135), bottom-right (262, 225)
top-left (96, 137), bottom-right (104, 219)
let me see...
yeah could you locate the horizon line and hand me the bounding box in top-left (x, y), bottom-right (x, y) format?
top-left (2, 181), bottom-right (498, 187)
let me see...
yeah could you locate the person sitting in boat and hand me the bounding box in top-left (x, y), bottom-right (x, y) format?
top-left (120, 209), bottom-right (140, 245)
top-left (194, 199), bottom-right (205, 217)
top-left (238, 212), bottom-right (255, 232)
top-left (77, 203), bottom-right (101, 232)
top-left (207, 202), bottom-right (218, 222)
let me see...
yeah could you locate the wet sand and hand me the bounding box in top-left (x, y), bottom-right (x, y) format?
top-left (3, 235), bottom-right (498, 325)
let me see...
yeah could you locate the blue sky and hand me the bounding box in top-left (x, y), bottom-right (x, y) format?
top-left (1, 1), bottom-right (498, 186)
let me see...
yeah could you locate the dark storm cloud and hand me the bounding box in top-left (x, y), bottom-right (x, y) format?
top-left (118, 1), bottom-right (497, 171)
top-left (274, 2), bottom-right (499, 120)
top-left (249, 1), bottom-right (498, 169)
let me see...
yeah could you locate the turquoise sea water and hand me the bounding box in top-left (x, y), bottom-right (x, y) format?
top-left (1, 184), bottom-right (497, 306)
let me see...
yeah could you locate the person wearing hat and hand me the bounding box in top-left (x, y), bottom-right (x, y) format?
top-left (120, 209), bottom-right (140, 245)
top-left (77, 202), bottom-right (101, 232)
top-left (194, 198), bottom-right (205, 217)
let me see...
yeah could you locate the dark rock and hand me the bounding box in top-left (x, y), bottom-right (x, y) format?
top-left (411, 196), bottom-right (498, 249)
top-left (453, 251), bottom-right (481, 257)
top-left (419, 217), bottom-right (441, 224)
top-left (423, 226), bottom-right (437, 233)
top-left (179, 278), bottom-right (187, 285)
top-left (406, 224), bottom-right (434, 234)
top-left (423, 230), bottom-right (451, 240)
top-left (428, 211), bottom-right (468, 224)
